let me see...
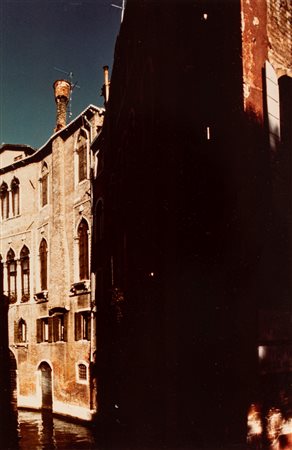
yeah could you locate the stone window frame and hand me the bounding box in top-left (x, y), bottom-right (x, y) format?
top-left (75, 310), bottom-right (91, 341)
top-left (0, 181), bottom-right (9, 220)
top-left (39, 238), bottom-right (48, 291)
top-left (7, 248), bottom-right (17, 303)
top-left (77, 217), bottom-right (90, 281)
top-left (74, 128), bottom-right (90, 186)
top-left (20, 245), bottom-right (30, 302)
top-left (11, 177), bottom-right (20, 217)
top-left (39, 162), bottom-right (49, 208)
top-left (36, 313), bottom-right (68, 343)
top-left (76, 360), bottom-right (89, 385)
top-left (14, 318), bottom-right (27, 344)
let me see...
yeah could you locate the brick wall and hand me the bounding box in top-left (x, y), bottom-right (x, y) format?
top-left (267, 0), bottom-right (292, 77)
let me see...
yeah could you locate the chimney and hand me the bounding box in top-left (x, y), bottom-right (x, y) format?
top-left (102, 66), bottom-right (110, 104)
top-left (53, 80), bottom-right (71, 132)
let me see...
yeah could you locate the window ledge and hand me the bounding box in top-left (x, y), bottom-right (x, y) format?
top-left (34, 290), bottom-right (48, 302)
top-left (12, 343), bottom-right (28, 349)
top-left (70, 280), bottom-right (90, 296)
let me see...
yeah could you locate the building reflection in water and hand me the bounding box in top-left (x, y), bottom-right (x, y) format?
top-left (16, 410), bottom-right (98, 449)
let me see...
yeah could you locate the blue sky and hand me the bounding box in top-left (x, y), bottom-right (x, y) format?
top-left (0, 0), bottom-right (121, 148)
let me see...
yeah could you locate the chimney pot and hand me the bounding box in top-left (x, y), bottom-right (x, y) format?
top-left (102, 66), bottom-right (110, 104)
top-left (53, 80), bottom-right (71, 132)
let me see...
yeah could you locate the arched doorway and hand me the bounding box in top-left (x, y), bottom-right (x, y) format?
top-left (38, 362), bottom-right (52, 410)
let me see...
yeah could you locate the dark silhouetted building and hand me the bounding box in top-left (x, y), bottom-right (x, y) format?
top-left (91, 0), bottom-right (292, 447)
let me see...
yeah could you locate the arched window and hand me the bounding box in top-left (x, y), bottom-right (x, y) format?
top-left (20, 245), bottom-right (30, 302)
top-left (11, 177), bottom-right (20, 216)
top-left (7, 249), bottom-right (17, 303)
top-left (0, 182), bottom-right (9, 219)
top-left (77, 363), bottom-right (88, 382)
top-left (77, 132), bottom-right (88, 182)
top-left (39, 239), bottom-right (48, 291)
top-left (15, 318), bottom-right (27, 343)
top-left (78, 219), bottom-right (89, 280)
top-left (40, 162), bottom-right (49, 207)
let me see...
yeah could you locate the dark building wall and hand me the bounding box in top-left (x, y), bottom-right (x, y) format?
top-left (93, 0), bottom-right (286, 446)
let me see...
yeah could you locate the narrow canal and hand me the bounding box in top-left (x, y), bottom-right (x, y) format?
top-left (5, 410), bottom-right (100, 450)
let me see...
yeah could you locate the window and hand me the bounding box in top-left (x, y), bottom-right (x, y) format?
top-left (51, 314), bottom-right (68, 342)
top-left (11, 177), bottom-right (20, 216)
top-left (20, 245), bottom-right (30, 302)
top-left (75, 311), bottom-right (91, 341)
top-left (7, 248), bottom-right (17, 303)
top-left (39, 239), bottom-right (48, 291)
top-left (77, 133), bottom-right (87, 182)
top-left (36, 318), bottom-right (49, 343)
top-left (76, 362), bottom-right (88, 383)
top-left (78, 219), bottom-right (89, 280)
top-left (78, 364), bottom-right (87, 380)
top-left (36, 314), bottom-right (68, 343)
top-left (0, 182), bottom-right (9, 219)
top-left (15, 319), bottom-right (27, 343)
top-left (40, 162), bottom-right (49, 207)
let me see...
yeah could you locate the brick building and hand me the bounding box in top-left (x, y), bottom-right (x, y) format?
top-left (0, 81), bottom-right (104, 421)
top-left (92, 0), bottom-right (291, 447)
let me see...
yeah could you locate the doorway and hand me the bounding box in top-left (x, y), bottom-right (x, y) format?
top-left (38, 362), bottom-right (53, 410)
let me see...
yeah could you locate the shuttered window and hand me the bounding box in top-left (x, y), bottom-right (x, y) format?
top-left (20, 245), bottom-right (30, 302)
top-left (75, 311), bottom-right (91, 341)
top-left (39, 239), bottom-right (48, 290)
top-left (37, 314), bottom-right (68, 343)
top-left (78, 219), bottom-right (89, 280)
top-left (14, 319), bottom-right (27, 343)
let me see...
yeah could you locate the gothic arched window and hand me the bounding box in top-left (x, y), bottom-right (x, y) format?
top-left (0, 182), bottom-right (9, 219)
top-left (40, 162), bottom-right (49, 207)
top-left (20, 245), bottom-right (30, 302)
top-left (39, 239), bottom-right (48, 291)
top-left (77, 132), bottom-right (88, 182)
top-left (11, 177), bottom-right (20, 216)
top-left (78, 219), bottom-right (89, 280)
top-left (7, 248), bottom-right (17, 303)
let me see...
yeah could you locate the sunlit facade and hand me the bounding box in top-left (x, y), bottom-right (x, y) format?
top-left (0, 104), bottom-right (104, 421)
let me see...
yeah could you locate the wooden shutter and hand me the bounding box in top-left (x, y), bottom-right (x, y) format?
top-left (87, 313), bottom-right (91, 341)
top-left (63, 313), bottom-right (68, 342)
top-left (36, 319), bottom-right (42, 343)
top-left (75, 312), bottom-right (81, 341)
top-left (52, 316), bottom-right (59, 342)
top-left (40, 239), bottom-right (48, 291)
top-left (265, 61), bottom-right (280, 151)
top-left (14, 321), bottom-right (19, 344)
top-left (79, 220), bottom-right (89, 280)
top-left (48, 317), bottom-right (53, 343)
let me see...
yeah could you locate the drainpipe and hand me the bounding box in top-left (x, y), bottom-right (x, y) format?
top-left (83, 114), bottom-right (96, 413)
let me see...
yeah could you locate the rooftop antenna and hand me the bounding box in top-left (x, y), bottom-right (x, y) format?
top-left (53, 67), bottom-right (80, 118)
top-left (111, 0), bottom-right (126, 22)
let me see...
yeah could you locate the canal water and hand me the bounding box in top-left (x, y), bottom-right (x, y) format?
top-left (8, 410), bottom-right (100, 450)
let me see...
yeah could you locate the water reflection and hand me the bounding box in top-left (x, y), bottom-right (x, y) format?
top-left (17, 410), bottom-right (98, 450)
